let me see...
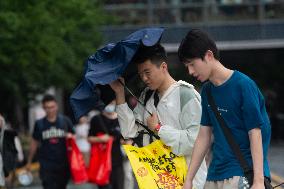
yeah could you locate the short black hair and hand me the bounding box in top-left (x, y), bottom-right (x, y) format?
top-left (131, 44), bottom-right (167, 66)
top-left (178, 29), bottom-right (220, 63)
top-left (90, 115), bottom-right (107, 133)
top-left (42, 94), bottom-right (57, 104)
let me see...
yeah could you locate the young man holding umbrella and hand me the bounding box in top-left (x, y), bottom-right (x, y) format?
top-left (110, 44), bottom-right (207, 189)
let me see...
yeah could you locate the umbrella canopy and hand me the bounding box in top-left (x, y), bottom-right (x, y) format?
top-left (70, 27), bottom-right (164, 120)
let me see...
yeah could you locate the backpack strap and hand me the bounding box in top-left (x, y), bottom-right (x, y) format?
top-left (133, 84), bottom-right (199, 145)
top-left (143, 89), bottom-right (154, 106)
top-left (37, 118), bottom-right (45, 132)
top-left (143, 85), bottom-right (196, 112)
top-left (131, 89), bottom-right (159, 145)
top-left (57, 114), bottom-right (67, 132)
top-left (37, 115), bottom-right (68, 133)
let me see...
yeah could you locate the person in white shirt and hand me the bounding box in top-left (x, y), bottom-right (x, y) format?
top-left (75, 116), bottom-right (90, 165)
top-left (110, 44), bottom-right (207, 189)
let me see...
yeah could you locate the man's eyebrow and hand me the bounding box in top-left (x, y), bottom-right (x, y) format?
top-left (183, 60), bottom-right (192, 65)
top-left (138, 68), bottom-right (150, 74)
top-left (182, 60), bottom-right (190, 66)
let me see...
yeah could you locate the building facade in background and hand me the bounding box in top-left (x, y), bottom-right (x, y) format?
top-left (100, 0), bottom-right (284, 141)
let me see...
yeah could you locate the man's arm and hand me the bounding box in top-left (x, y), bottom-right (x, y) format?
top-left (155, 97), bottom-right (202, 156)
top-left (183, 126), bottom-right (212, 189)
top-left (88, 134), bottom-right (111, 143)
top-left (249, 128), bottom-right (265, 189)
top-left (26, 138), bottom-right (39, 170)
top-left (110, 78), bottom-right (145, 139)
top-left (110, 78), bottom-right (126, 105)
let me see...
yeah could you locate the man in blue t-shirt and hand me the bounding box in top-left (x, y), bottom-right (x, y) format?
top-left (26, 94), bottom-right (74, 189)
top-left (178, 29), bottom-right (271, 189)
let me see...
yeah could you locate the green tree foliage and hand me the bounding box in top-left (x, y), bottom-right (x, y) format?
top-left (0, 0), bottom-right (112, 126)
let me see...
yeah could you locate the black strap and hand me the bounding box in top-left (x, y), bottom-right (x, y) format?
top-left (58, 115), bottom-right (69, 133)
top-left (136, 89), bottom-right (160, 140)
top-left (132, 130), bottom-right (155, 147)
top-left (206, 85), bottom-right (252, 175)
top-left (131, 131), bottom-right (144, 147)
top-left (153, 92), bottom-right (159, 108)
top-left (135, 120), bottom-right (160, 140)
top-left (143, 89), bottom-right (160, 108)
top-left (125, 86), bottom-right (160, 143)
top-left (144, 89), bottom-right (154, 106)
top-left (39, 115), bottom-right (72, 136)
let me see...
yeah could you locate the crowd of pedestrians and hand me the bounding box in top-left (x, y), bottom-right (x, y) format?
top-left (0, 94), bottom-right (138, 189)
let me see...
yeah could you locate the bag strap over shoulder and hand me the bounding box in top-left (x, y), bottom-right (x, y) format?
top-left (144, 84), bottom-right (199, 113)
top-left (205, 85), bottom-right (252, 175)
top-left (135, 84), bottom-right (197, 143)
top-left (57, 114), bottom-right (68, 132)
top-left (37, 115), bottom-right (69, 133)
top-left (143, 89), bottom-right (154, 106)
top-left (134, 88), bottom-right (159, 141)
top-left (205, 85), bottom-right (277, 188)
top-left (38, 118), bottom-right (44, 127)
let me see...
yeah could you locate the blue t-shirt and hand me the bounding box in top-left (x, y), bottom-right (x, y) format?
top-left (32, 114), bottom-right (74, 171)
top-left (201, 71), bottom-right (271, 181)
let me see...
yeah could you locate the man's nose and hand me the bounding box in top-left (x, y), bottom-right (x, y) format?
top-left (188, 66), bottom-right (194, 75)
top-left (140, 74), bottom-right (148, 82)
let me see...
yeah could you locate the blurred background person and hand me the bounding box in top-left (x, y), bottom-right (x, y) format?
top-left (0, 114), bottom-right (19, 189)
top-left (120, 138), bottom-right (136, 189)
top-left (88, 100), bottom-right (124, 189)
top-left (26, 94), bottom-right (74, 189)
top-left (75, 116), bottom-right (90, 166)
top-left (5, 129), bottom-right (24, 189)
top-left (0, 114), bottom-right (7, 188)
top-left (0, 153), bottom-right (4, 188)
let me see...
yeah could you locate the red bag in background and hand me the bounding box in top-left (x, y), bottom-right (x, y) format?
top-left (66, 137), bottom-right (88, 184)
top-left (88, 136), bottom-right (113, 185)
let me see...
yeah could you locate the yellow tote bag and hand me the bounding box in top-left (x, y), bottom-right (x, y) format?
top-left (123, 140), bottom-right (187, 189)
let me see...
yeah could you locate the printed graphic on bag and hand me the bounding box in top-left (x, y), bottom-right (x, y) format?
top-left (123, 140), bottom-right (188, 189)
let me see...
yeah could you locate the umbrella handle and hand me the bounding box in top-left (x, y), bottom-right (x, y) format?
top-left (117, 79), bottom-right (152, 116)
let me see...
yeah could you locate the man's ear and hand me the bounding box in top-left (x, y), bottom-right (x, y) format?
top-left (160, 62), bottom-right (168, 70)
top-left (204, 50), bottom-right (214, 61)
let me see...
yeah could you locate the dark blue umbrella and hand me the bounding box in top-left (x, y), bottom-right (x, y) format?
top-left (70, 27), bottom-right (164, 120)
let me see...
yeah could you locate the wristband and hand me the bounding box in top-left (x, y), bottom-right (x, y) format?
top-left (155, 123), bottom-right (161, 132)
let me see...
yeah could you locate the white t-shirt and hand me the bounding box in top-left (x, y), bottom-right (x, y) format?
top-left (75, 123), bottom-right (90, 153)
